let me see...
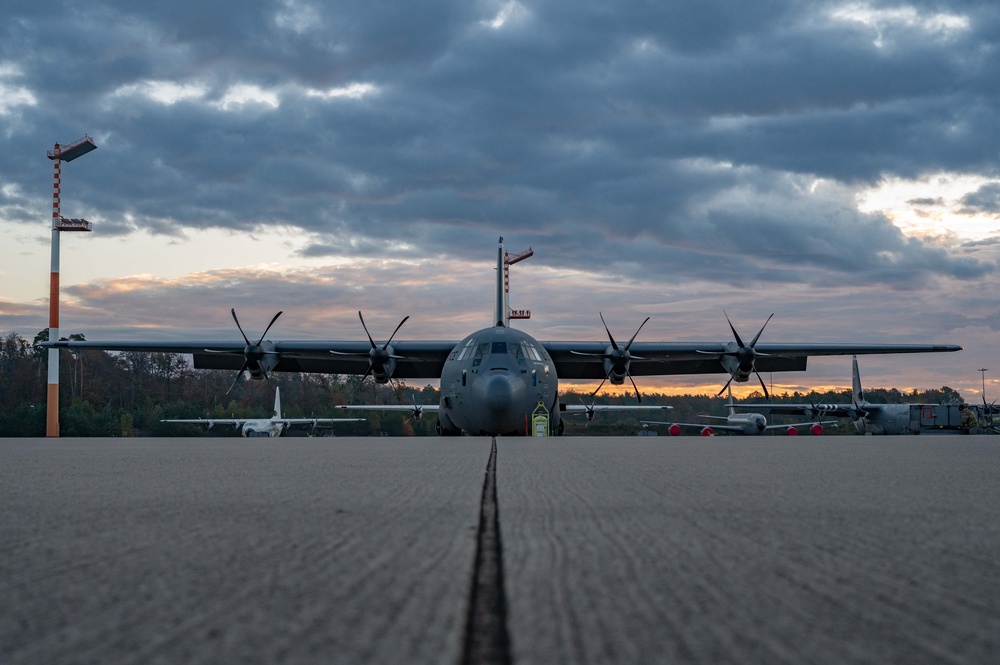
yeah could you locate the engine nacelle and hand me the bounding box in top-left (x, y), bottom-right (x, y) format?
top-left (785, 426), bottom-right (799, 436)
top-left (700, 426), bottom-right (714, 437)
top-left (810, 423), bottom-right (824, 436)
top-left (247, 352), bottom-right (280, 381)
top-left (602, 354), bottom-right (628, 386)
top-left (668, 423), bottom-right (681, 436)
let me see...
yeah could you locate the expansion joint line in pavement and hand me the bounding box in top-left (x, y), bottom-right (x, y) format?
top-left (459, 437), bottom-right (513, 665)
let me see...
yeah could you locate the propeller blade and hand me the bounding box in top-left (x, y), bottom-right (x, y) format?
top-left (231, 308), bottom-right (251, 346)
top-left (359, 311), bottom-right (376, 348)
top-left (257, 310), bottom-right (283, 345)
top-left (599, 312), bottom-right (619, 351)
top-left (590, 375), bottom-right (609, 401)
top-left (717, 373), bottom-right (735, 397)
top-left (749, 313), bottom-right (774, 348)
top-left (754, 369), bottom-right (770, 400)
top-left (624, 316), bottom-right (650, 351)
top-left (385, 315), bottom-right (410, 347)
top-left (226, 362), bottom-right (248, 395)
top-left (628, 372), bottom-right (643, 404)
top-left (724, 311), bottom-right (745, 348)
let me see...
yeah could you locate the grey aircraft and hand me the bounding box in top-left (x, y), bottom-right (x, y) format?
top-left (735, 355), bottom-right (992, 435)
top-left (45, 238), bottom-right (962, 436)
top-left (640, 386), bottom-right (834, 436)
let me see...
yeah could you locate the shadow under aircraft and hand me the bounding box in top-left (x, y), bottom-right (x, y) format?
top-left (46, 238), bottom-right (962, 436)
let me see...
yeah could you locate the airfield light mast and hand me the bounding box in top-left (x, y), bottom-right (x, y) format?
top-left (45, 135), bottom-right (97, 437)
top-left (504, 246), bottom-right (533, 326)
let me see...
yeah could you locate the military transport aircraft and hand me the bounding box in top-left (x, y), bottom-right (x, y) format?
top-left (160, 387), bottom-right (364, 437)
top-left (640, 387), bottom-right (834, 436)
top-left (734, 355), bottom-right (990, 435)
top-left (45, 238), bottom-right (962, 436)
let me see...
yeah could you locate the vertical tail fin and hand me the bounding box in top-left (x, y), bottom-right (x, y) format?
top-left (851, 355), bottom-right (863, 408)
top-left (273, 387), bottom-right (281, 420)
top-left (494, 236), bottom-right (506, 327)
top-left (850, 355), bottom-right (868, 434)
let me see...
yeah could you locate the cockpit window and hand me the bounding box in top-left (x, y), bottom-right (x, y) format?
top-left (491, 342), bottom-right (508, 355)
top-left (455, 338), bottom-right (478, 361)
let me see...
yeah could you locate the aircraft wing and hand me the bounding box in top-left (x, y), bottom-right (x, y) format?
top-left (335, 404), bottom-right (439, 425)
top-left (45, 339), bottom-right (960, 379)
top-left (640, 420), bottom-right (730, 432)
top-left (43, 339), bottom-right (456, 379)
top-left (160, 418), bottom-right (243, 427)
top-left (276, 418), bottom-right (367, 426)
top-left (733, 403), bottom-right (859, 418)
top-left (543, 342), bottom-right (962, 379)
top-left (764, 420), bottom-right (839, 431)
top-left (336, 404), bottom-right (440, 411)
top-left (562, 405), bottom-right (673, 413)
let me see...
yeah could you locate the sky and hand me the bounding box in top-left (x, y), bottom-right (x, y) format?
top-left (1, 0), bottom-right (998, 399)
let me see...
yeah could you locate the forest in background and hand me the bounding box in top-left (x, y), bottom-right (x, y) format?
top-left (0, 330), bottom-right (966, 437)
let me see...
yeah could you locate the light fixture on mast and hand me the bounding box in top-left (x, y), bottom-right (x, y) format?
top-left (45, 134), bottom-right (97, 437)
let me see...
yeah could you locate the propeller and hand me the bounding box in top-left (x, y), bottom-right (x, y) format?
top-left (701, 312), bottom-right (773, 400)
top-left (226, 308), bottom-right (283, 394)
top-left (331, 311), bottom-right (409, 384)
top-left (564, 398), bottom-right (600, 426)
top-left (572, 313), bottom-right (649, 403)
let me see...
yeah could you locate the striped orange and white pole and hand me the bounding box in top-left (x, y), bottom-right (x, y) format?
top-left (46, 144), bottom-right (61, 437)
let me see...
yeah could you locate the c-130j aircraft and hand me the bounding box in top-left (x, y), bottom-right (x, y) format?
top-left (46, 238), bottom-right (961, 436)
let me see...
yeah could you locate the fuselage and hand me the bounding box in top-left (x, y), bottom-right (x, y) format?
top-left (725, 413), bottom-right (768, 435)
top-left (854, 404), bottom-right (911, 435)
top-left (241, 420), bottom-right (283, 437)
top-left (437, 325), bottom-right (560, 436)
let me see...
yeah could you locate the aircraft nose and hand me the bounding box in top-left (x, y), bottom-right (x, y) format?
top-left (475, 372), bottom-right (527, 433)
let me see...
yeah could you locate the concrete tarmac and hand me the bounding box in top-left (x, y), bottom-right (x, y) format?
top-left (2, 436), bottom-right (998, 664)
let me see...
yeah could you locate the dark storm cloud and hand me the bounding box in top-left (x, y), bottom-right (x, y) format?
top-left (3, 0), bottom-right (1000, 300)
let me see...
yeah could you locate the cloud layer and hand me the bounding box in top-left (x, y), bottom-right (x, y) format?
top-left (2, 0), bottom-right (998, 396)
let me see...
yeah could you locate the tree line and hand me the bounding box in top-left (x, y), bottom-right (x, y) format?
top-left (0, 330), bottom-right (965, 437)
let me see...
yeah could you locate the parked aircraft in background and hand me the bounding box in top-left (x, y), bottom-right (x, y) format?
top-left (640, 387), bottom-right (832, 436)
top-left (336, 398), bottom-right (673, 428)
top-left (46, 238), bottom-right (962, 437)
top-left (161, 387), bottom-right (365, 438)
top-left (735, 356), bottom-right (992, 435)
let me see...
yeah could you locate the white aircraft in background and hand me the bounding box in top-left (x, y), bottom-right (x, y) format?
top-left (642, 387), bottom-right (833, 436)
top-left (161, 387), bottom-right (365, 438)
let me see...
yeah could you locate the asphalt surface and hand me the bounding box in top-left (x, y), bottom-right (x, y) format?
top-left (2, 436), bottom-right (999, 664)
